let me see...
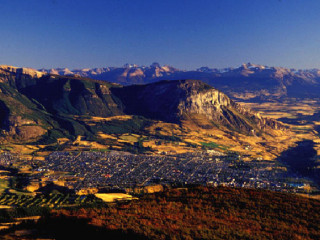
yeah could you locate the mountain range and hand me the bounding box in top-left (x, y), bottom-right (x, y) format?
top-left (0, 65), bottom-right (284, 147)
top-left (40, 62), bottom-right (320, 100)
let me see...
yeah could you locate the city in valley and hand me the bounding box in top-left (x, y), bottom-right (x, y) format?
top-left (1, 1), bottom-right (320, 239)
top-left (0, 149), bottom-right (315, 197)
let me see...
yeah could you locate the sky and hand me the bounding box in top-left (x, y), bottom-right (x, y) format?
top-left (1, 0), bottom-right (320, 70)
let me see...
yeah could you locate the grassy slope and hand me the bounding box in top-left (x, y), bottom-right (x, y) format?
top-left (0, 74), bottom-right (296, 158)
top-left (2, 186), bottom-right (320, 240)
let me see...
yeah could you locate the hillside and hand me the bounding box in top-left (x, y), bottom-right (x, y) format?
top-left (2, 186), bottom-right (320, 239)
top-left (113, 79), bottom-right (284, 134)
top-left (0, 65), bottom-right (294, 159)
top-left (0, 65), bottom-right (125, 144)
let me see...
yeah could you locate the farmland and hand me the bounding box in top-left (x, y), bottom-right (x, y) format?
top-left (0, 193), bottom-right (103, 209)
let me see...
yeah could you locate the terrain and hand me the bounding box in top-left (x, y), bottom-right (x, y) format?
top-left (1, 186), bottom-right (320, 240)
top-left (34, 63), bottom-right (320, 160)
top-left (41, 62), bottom-right (320, 100)
top-left (0, 64), bottom-right (320, 239)
top-left (0, 65), bottom-right (294, 160)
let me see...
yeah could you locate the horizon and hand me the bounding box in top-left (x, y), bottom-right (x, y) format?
top-left (2, 61), bottom-right (320, 72)
top-left (1, 0), bottom-right (320, 70)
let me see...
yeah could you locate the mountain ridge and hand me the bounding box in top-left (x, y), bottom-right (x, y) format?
top-left (0, 65), bottom-right (286, 145)
top-left (113, 79), bottom-right (285, 134)
top-left (36, 62), bottom-right (320, 100)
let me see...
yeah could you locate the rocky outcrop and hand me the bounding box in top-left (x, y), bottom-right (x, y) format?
top-left (0, 65), bottom-right (45, 79)
top-left (112, 79), bottom-right (286, 134)
top-left (0, 116), bottom-right (46, 142)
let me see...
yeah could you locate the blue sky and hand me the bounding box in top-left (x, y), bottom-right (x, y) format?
top-left (1, 0), bottom-right (320, 70)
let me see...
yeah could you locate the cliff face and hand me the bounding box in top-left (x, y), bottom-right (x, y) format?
top-left (0, 66), bottom-right (49, 141)
top-left (177, 81), bottom-right (286, 132)
top-left (176, 82), bottom-right (232, 117)
top-left (112, 80), bottom-right (286, 134)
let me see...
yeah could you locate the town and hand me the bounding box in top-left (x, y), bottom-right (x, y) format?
top-left (0, 150), bottom-right (314, 195)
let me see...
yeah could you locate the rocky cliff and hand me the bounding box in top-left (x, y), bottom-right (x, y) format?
top-left (112, 80), bottom-right (285, 134)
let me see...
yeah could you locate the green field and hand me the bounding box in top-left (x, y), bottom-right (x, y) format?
top-left (200, 141), bottom-right (227, 150)
top-left (0, 193), bottom-right (104, 209)
top-left (0, 179), bottom-right (9, 194)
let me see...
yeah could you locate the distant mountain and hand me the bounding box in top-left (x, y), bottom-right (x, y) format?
top-left (40, 62), bottom-right (179, 85)
top-left (40, 62), bottom-right (320, 100)
top-left (0, 65), bottom-right (284, 143)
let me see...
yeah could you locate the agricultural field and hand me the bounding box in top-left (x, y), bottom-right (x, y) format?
top-left (239, 98), bottom-right (320, 159)
top-left (0, 105), bottom-right (308, 161)
top-left (0, 115), bottom-right (297, 160)
top-left (238, 98), bottom-right (320, 138)
top-left (0, 179), bottom-right (9, 194)
top-left (0, 193), bottom-right (104, 209)
top-left (95, 193), bottom-right (137, 202)
top-left (239, 99), bottom-right (320, 120)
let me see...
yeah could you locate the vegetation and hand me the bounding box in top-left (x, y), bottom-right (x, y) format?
top-left (154, 133), bottom-right (182, 142)
top-left (89, 116), bottom-right (153, 135)
top-left (278, 140), bottom-right (319, 184)
top-left (200, 141), bottom-right (228, 150)
top-left (0, 207), bottom-right (49, 223)
top-left (0, 193), bottom-right (104, 211)
top-left (0, 71), bottom-right (300, 160)
top-left (2, 186), bottom-right (319, 239)
top-left (0, 179), bottom-right (9, 194)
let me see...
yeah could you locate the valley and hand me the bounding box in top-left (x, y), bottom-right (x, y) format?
top-left (0, 65), bottom-right (320, 239)
top-left (3, 1), bottom-right (320, 238)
